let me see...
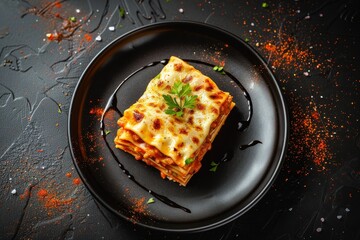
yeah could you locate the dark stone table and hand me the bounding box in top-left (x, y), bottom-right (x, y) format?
top-left (1, 0), bottom-right (359, 239)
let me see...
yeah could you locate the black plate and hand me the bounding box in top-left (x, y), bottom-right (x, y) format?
top-left (68, 22), bottom-right (288, 232)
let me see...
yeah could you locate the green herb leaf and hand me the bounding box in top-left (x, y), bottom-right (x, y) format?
top-left (183, 95), bottom-right (197, 109)
top-left (175, 111), bottom-right (183, 117)
top-left (69, 16), bottom-right (76, 22)
top-left (209, 161), bottom-right (219, 172)
top-left (165, 108), bottom-right (178, 116)
top-left (147, 197), bottom-right (155, 204)
top-left (261, 2), bottom-right (269, 8)
top-left (213, 65), bottom-right (226, 74)
top-left (105, 130), bottom-right (111, 135)
top-left (57, 104), bottom-right (62, 113)
top-left (185, 158), bottom-right (194, 165)
top-left (209, 166), bottom-right (218, 172)
top-left (163, 81), bottom-right (197, 117)
top-left (163, 95), bottom-right (179, 109)
top-left (119, 7), bottom-right (125, 18)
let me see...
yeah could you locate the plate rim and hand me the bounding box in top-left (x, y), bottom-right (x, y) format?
top-left (68, 20), bottom-right (289, 232)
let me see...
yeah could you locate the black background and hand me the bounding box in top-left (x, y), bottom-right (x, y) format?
top-left (1, 0), bottom-right (359, 239)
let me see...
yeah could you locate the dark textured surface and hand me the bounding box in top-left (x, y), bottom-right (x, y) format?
top-left (0, 0), bottom-right (359, 239)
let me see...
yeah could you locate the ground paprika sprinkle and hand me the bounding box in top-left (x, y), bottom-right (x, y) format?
top-left (73, 178), bottom-right (81, 185)
top-left (37, 189), bottom-right (48, 198)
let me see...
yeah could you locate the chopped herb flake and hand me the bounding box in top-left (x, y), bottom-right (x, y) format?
top-left (105, 130), bottom-right (111, 135)
top-left (262, 2), bottom-right (269, 8)
top-left (119, 7), bottom-right (125, 18)
top-left (185, 158), bottom-right (194, 165)
top-left (213, 65), bottom-right (225, 74)
top-left (69, 16), bottom-right (76, 22)
top-left (209, 161), bottom-right (219, 172)
top-left (147, 197), bottom-right (155, 204)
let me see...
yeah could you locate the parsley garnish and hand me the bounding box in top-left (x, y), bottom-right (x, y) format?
top-left (213, 65), bottom-right (226, 75)
top-left (147, 197), bottom-right (155, 204)
top-left (209, 161), bottom-right (219, 172)
top-left (105, 130), bottom-right (111, 135)
top-left (69, 16), bottom-right (77, 22)
top-left (185, 158), bottom-right (194, 165)
top-left (163, 81), bottom-right (197, 117)
top-left (119, 7), bottom-right (125, 18)
top-left (57, 104), bottom-right (62, 114)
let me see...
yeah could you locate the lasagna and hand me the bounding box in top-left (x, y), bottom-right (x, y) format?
top-left (114, 56), bottom-right (235, 186)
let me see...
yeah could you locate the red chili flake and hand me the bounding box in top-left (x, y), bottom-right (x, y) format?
top-left (311, 111), bottom-right (320, 120)
top-left (46, 33), bottom-right (55, 41)
top-left (318, 140), bottom-right (326, 150)
top-left (37, 149), bottom-right (44, 152)
top-left (263, 35), bottom-right (314, 72)
top-left (19, 189), bottom-right (31, 200)
top-left (73, 178), bottom-right (81, 185)
top-left (54, 1), bottom-right (62, 8)
top-left (46, 31), bottom-right (63, 42)
top-left (89, 107), bottom-right (104, 116)
top-left (36, 188), bottom-right (74, 214)
top-left (44, 195), bottom-right (73, 210)
top-left (65, 172), bottom-right (72, 178)
top-left (37, 189), bottom-right (48, 198)
top-left (288, 100), bottom-right (336, 173)
top-left (84, 33), bottom-right (92, 42)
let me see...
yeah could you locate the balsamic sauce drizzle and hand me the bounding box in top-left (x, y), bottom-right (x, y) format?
top-left (239, 140), bottom-right (263, 150)
top-left (99, 58), bottom-right (259, 213)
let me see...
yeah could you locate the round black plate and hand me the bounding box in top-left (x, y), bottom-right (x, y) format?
top-left (68, 21), bottom-right (288, 232)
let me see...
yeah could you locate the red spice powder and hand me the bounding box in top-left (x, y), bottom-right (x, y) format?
top-left (73, 178), bottom-right (81, 185)
top-left (133, 197), bottom-right (147, 214)
top-left (263, 35), bottom-right (314, 72)
top-left (37, 189), bottom-right (48, 198)
top-left (45, 197), bottom-right (73, 209)
top-left (84, 33), bottom-right (92, 42)
top-left (89, 107), bottom-right (104, 116)
top-left (289, 100), bottom-right (335, 172)
top-left (54, 1), bottom-right (62, 8)
top-left (128, 196), bottom-right (151, 224)
top-left (311, 111), bottom-right (320, 120)
top-left (19, 188), bottom-right (31, 200)
top-left (36, 188), bottom-right (74, 213)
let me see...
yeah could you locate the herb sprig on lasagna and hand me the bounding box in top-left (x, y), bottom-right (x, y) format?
top-left (163, 81), bottom-right (198, 117)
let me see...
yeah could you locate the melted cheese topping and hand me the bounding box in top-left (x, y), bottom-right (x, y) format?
top-left (118, 56), bottom-right (231, 167)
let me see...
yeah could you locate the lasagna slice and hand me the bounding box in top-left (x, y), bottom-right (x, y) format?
top-left (114, 56), bottom-right (235, 186)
